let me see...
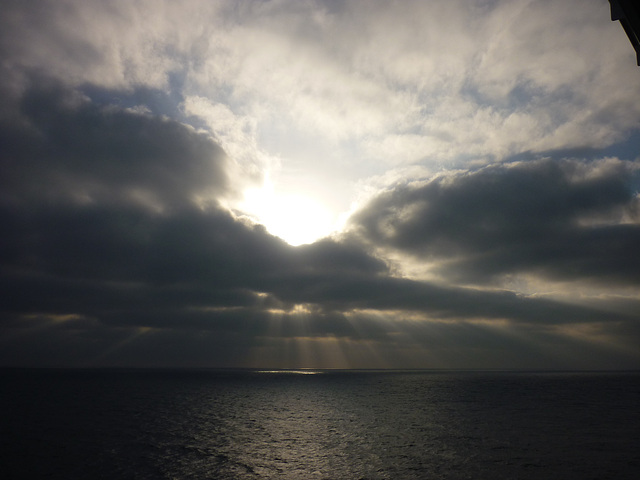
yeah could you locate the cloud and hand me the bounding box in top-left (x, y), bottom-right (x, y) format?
top-left (5, 1), bottom-right (638, 177)
top-left (350, 157), bottom-right (640, 286)
top-left (1, 1), bottom-right (639, 369)
top-left (2, 83), bottom-right (636, 367)
top-left (1, 79), bottom-right (229, 211)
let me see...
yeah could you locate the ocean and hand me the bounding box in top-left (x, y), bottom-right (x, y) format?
top-left (1, 369), bottom-right (638, 479)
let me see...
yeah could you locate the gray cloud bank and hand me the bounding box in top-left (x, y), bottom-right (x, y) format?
top-left (351, 158), bottom-right (640, 286)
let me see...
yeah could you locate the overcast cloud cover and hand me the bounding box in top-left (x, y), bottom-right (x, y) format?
top-left (1, 0), bottom-right (639, 369)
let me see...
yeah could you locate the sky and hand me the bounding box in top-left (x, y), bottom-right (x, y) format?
top-left (1, 0), bottom-right (639, 370)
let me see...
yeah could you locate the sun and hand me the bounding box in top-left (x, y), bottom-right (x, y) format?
top-left (241, 182), bottom-right (336, 246)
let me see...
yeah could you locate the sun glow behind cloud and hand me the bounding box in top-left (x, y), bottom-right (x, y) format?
top-left (240, 179), bottom-right (336, 245)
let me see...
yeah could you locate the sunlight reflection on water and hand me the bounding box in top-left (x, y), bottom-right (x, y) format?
top-left (1, 370), bottom-right (638, 479)
top-left (255, 369), bottom-right (322, 375)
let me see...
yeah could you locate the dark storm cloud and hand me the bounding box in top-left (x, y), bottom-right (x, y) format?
top-left (351, 158), bottom-right (640, 285)
top-left (1, 80), bottom-right (229, 210)
top-left (2, 204), bottom-right (633, 331)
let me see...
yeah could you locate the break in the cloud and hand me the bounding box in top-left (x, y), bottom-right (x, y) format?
top-left (1, 0), bottom-right (639, 369)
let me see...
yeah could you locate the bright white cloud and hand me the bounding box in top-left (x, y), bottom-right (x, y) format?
top-left (4, 0), bottom-right (639, 243)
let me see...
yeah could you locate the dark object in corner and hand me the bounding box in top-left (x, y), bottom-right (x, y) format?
top-left (609, 0), bottom-right (640, 65)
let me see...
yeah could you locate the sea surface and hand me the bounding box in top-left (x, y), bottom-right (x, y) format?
top-left (1, 369), bottom-right (638, 479)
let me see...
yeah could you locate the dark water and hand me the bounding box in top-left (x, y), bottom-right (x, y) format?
top-left (1, 369), bottom-right (638, 479)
